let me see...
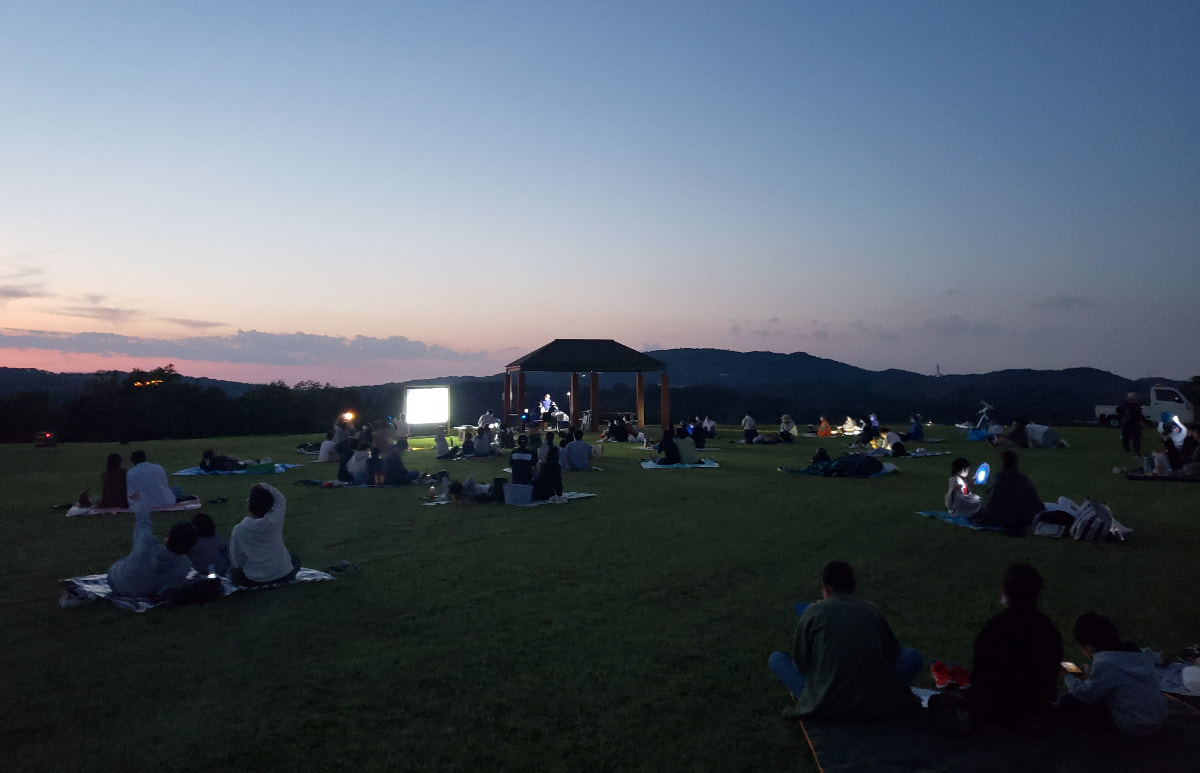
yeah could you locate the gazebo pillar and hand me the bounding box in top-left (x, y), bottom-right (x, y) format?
top-left (569, 372), bottom-right (580, 426)
top-left (517, 370), bottom-right (526, 424)
top-left (589, 371), bottom-right (599, 433)
top-left (636, 373), bottom-right (646, 427)
top-left (502, 372), bottom-right (512, 419)
top-left (660, 371), bottom-right (670, 429)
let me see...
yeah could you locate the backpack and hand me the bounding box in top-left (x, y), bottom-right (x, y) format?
top-left (1070, 499), bottom-right (1113, 542)
top-left (1032, 508), bottom-right (1075, 538)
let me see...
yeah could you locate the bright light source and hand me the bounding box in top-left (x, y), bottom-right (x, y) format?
top-left (342, 412), bottom-right (354, 421)
top-left (974, 462), bottom-right (990, 486)
top-left (405, 386), bottom-right (450, 425)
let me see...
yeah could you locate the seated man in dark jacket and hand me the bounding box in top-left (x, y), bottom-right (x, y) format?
top-left (972, 451), bottom-right (1042, 536)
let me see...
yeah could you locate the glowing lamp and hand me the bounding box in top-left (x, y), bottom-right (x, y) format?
top-left (974, 462), bottom-right (990, 486)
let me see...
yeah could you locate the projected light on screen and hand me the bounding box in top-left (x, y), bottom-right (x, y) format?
top-left (405, 386), bottom-right (450, 425)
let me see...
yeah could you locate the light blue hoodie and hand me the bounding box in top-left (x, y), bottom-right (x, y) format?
top-left (1064, 650), bottom-right (1168, 736)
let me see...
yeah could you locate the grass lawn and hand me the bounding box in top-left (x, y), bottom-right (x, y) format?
top-left (2, 425), bottom-right (1197, 771)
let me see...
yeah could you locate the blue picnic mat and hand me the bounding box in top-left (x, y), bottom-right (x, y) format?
top-left (915, 510), bottom-right (1005, 533)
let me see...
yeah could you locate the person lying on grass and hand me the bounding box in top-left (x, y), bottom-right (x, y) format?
top-left (1058, 613), bottom-right (1168, 736)
top-left (768, 560), bottom-right (922, 720)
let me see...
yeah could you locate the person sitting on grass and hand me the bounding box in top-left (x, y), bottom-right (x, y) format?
top-left (509, 435), bottom-right (535, 485)
top-left (187, 512), bottom-right (230, 576)
top-left (562, 429), bottom-right (592, 471)
top-left (676, 426), bottom-right (701, 465)
top-left (963, 563), bottom-right (1063, 731)
top-left (1058, 613), bottom-right (1168, 736)
top-left (768, 560), bottom-right (922, 719)
top-left (531, 445), bottom-right (563, 501)
top-left (382, 444), bottom-right (420, 486)
top-left (779, 414), bottom-right (798, 441)
top-left (653, 428), bottom-right (682, 465)
top-left (106, 491), bottom-right (198, 600)
top-left (317, 431), bottom-right (337, 462)
top-left (433, 427), bottom-right (460, 460)
top-left (228, 483), bottom-right (300, 587)
top-left (970, 451), bottom-right (1042, 536)
top-left (945, 457), bottom-right (983, 519)
top-left (97, 452), bottom-right (129, 509)
top-left (126, 450), bottom-right (184, 509)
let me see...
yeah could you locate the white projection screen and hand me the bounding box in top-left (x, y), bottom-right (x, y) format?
top-left (404, 386), bottom-right (450, 426)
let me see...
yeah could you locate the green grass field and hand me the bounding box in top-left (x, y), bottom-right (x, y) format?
top-left (3, 426), bottom-right (1197, 771)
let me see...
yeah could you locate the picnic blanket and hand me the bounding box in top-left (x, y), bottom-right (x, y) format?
top-left (174, 463), bottom-right (301, 475)
top-left (1126, 471), bottom-right (1200, 483)
top-left (903, 450), bottom-right (951, 458)
top-left (795, 697), bottom-right (1200, 773)
top-left (422, 491), bottom-right (597, 507)
top-left (66, 499), bottom-right (204, 518)
top-left (59, 568), bottom-right (334, 613)
top-left (915, 510), bottom-right (1006, 532)
top-left (640, 459), bottom-right (720, 469)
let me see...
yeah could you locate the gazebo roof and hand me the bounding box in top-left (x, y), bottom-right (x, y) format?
top-left (506, 339), bottom-right (666, 374)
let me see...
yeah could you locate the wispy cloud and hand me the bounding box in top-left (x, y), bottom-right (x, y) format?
top-left (0, 328), bottom-right (488, 366)
top-left (0, 284), bottom-right (46, 300)
top-left (57, 306), bottom-right (142, 324)
top-left (160, 317), bottom-right (226, 330)
top-left (1028, 294), bottom-right (1096, 312)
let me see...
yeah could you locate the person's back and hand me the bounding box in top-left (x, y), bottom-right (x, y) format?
top-left (98, 454), bottom-right (129, 509)
top-left (656, 432), bottom-right (681, 465)
top-left (473, 430), bottom-right (493, 457)
top-left (532, 447), bottom-right (563, 500)
top-left (970, 564), bottom-right (1063, 729)
top-left (563, 432), bottom-right (592, 470)
top-left (126, 452), bottom-right (177, 509)
top-left (973, 452), bottom-right (1041, 536)
top-left (510, 437), bottom-right (535, 485)
top-left (1061, 613), bottom-right (1168, 736)
top-left (229, 483), bottom-right (296, 585)
top-left (107, 497), bottom-right (195, 598)
top-left (187, 513), bottom-right (230, 576)
top-left (676, 433), bottom-right (700, 464)
top-left (781, 563), bottom-right (921, 720)
top-left (318, 432), bottom-right (337, 462)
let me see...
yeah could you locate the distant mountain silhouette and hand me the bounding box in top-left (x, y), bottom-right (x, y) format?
top-left (0, 351), bottom-right (1184, 427)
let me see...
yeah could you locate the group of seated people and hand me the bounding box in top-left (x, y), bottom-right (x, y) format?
top-left (105, 482), bottom-right (301, 603)
top-left (769, 560), bottom-right (1169, 737)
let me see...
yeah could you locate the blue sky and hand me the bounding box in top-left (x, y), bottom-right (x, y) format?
top-left (2, 1), bottom-right (1197, 385)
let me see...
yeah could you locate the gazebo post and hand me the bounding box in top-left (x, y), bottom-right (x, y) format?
top-left (569, 372), bottom-right (580, 426)
top-left (502, 372), bottom-right (512, 421)
top-left (589, 371), bottom-right (599, 434)
top-left (660, 371), bottom-right (670, 429)
top-left (636, 372), bottom-right (646, 428)
top-left (517, 370), bottom-right (526, 426)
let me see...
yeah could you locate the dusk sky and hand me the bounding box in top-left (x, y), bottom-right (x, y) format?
top-left (2, 2), bottom-right (1197, 386)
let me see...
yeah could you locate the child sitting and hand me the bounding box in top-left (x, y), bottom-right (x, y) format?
top-left (187, 512), bottom-right (230, 576)
top-left (1059, 613), bottom-right (1168, 736)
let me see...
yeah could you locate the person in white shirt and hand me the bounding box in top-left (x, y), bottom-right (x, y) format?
top-left (317, 431), bottom-right (337, 462)
top-left (478, 409), bottom-right (499, 428)
top-left (229, 483), bottom-right (299, 586)
top-left (125, 450), bottom-right (179, 509)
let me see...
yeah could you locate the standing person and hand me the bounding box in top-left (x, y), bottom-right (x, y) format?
top-left (228, 483), bottom-right (300, 587)
top-left (768, 560), bottom-right (922, 719)
top-left (964, 563), bottom-right (1063, 730)
top-left (126, 450), bottom-right (179, 509)
top-left (741, 412), bottom-right (758, 444)
top-left (1116, 393), bottom-right (1143, 455)
top-left (478, 408), bottom-right (499, 429)
top-left (97, 452), bottom-right (129, 509)
top-left (1059, 613), bottom-right (1168, 736)
top-left (106, 492), bottom-right (197, 599)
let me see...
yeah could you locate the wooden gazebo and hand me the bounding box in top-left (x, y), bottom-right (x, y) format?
top-left (503, 339), bottom-right (669, 430)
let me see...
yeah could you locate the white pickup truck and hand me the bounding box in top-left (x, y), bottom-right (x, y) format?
top-left (1095, 385), bottom-right (1194, 427)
